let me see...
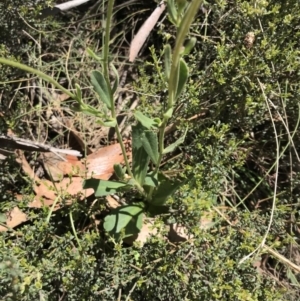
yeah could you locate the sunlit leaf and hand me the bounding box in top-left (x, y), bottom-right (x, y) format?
top-left (164, 44), bottom-right (172, 81)
top-left (181, 37), bottom-right (197, 56)
top-left (75, 83), bottom-right (82, 102)
top-left (151, 174), bottom-right (182, 205)
top-left (140, 130), bottom-right (159, 165)
top-left (175, 58), bottom-right (189, 100)
top-left (167, 0), bottom-right (178, 26)
top-left (134, 111), bottom-right (159, 129)
top-left (163, 108), bottom-right (173, 119)
top-left (0, 213), bottom-right (7, 223)
top-left (132, 123), bottom-right (150, 186)
top-left (83, 179), bottom-right (130, 196)
top-left (114, 164), bottom-right (125, 180)
top-left (86, 48), bottom-right (103, 62)
top-left (102, 118), bottom-right (117, 127)
top-left (90, 70), bottom-right (112, 109)
top-left (144, 174), bottom-right (158, 187)
top-left (163, 127), bottom-right (188, 154)
top-left (103, 203), bottom-right (144, 237)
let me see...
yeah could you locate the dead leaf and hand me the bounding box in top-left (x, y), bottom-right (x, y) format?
top-left (7, 142), bottom-right (131, 229)
top-left (86, 143), bottom-right (130, 178)
top-left (0, 207), bottom-right (27, 231)
top-left (41, 153), bottom-right (85, 181)
top-left (27, 177), bottom-right (95, 209)
top-left (41, 143), bottom-right (130, 181)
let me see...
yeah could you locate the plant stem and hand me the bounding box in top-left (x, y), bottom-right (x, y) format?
top-left (101, 0), bottom-right (140, 191)
top-left (69, 211), bottom-right (82, 250)
top-left (115, 126), bottom-right (133, 178)
top-left (155, 0), bottom-right (203, 173)
top-left (0, 58), bottom-right (76, 100)
top-left (154, 120), bottom-right (167, 175)
top-left (102, 0), bottom-right (115, 116)
top-left (168, 0), bottom-right (203, 108)
top-left (103, 0), bottom-right (115, 80)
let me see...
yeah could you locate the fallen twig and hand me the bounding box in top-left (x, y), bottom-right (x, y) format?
top-left (0, 135), bottom-right (82, 157)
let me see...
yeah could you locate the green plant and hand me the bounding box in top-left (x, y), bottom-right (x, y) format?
top-left (1, 0), bottom-right (300, 299)
top-left (0, 0), bottom-right (203, 239)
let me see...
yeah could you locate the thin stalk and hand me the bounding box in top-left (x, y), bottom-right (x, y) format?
top-left (102, 0), bottom-right (115, 81)
top-left (100, 0), bottom-right (141, 192)
top-left (46, 196), bottom-right (60, 224)
top-left (115, 126), bottom-right (133, 179)
top-left (102, 0), bottom-right (115, 118)
top-left (168, 0), bottom-right (203, 108)
top-left (69, 211), bottom-right (82, 250)
top-left (153, 120), bottom-right (168, 176)
top-left (154, 0), bottom-right (203, 174)
top-left (0, 58), bottom-right (76, 100)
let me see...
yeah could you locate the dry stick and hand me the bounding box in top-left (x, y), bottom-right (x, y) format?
top-left (39, 0), bottom-right (92, 18)
top-left (129, 2), bottom-right (166, 62)
top-left (0, 135), bottom-right (82, 157)
top-left (263, 245), bottom-right (300, 274)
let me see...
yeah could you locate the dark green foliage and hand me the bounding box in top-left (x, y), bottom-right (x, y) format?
top-left (1, 0), bottom-right (300, 300)
top-left (0, 211), bottom-right (289, 300)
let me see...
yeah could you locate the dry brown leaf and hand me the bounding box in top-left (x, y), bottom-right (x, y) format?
top-left (86, 143), bottom-right (130, 177)
top-left (41, 143), bottom-right (130, 181)
top-left (7, 143), bottom-right (130, 229)
top-left (55, 92), bottom-right (70, 102)
top-left (168, 223), bottom-right (191, 243)
top-left (0, 207), bottom-right (27, 231)
top-left (41, 153), bottom-right (85, 181)
top-left (28, 178), bottom-right (94, 209)
top-left (15, 143), bottom-right (130, 208)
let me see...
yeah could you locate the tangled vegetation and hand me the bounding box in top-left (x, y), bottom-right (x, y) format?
top-left (0, 0), bottom-right (300, 300)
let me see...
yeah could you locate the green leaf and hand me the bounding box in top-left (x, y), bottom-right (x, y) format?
top-left (127, 178), bottom-right (139, 186)
top-left (175, 58), bottom-right (189, 100)
top-left (163, 127), bottom-right (188, 154)
top-left (287, 268), bottom-right (300, 287)
top-left (0, 213), bottom-right (7, 223)
top-left (83, 179), bottom-right (130, 196)
top-left (140, 131), bottom-right (159, 165)
top-left (90, 70), bottom-right (112, 109)
top-left (176, 0), bottom-right (188, 14)
top-left (181, 37), bottom-right (197, 56)
top-left (144, 174), bottom-right (158, 187)
top-left (167, 0), bottom-right (178, 26)
top-left (73, 103), bottom-right (103, 117)
top-left (134, 111), bottom-right (159, 129)
top-left (151, 174), bottom-right (182, 205)
top-left (103, 203), bottom-right (144, 237)
top-left (114, 164), bottom-right (125, 180)
top-left (75, 83), bottom-right (82, 102)
top-left (153, 117), bottom-right (162, 126)
top-left (163, 108), bottom-right (173, 119)
top-left (110, 63), bottom-right (119, 94)
top-left (102, 118), bottom-right (117, 127)
top-left (132, 123), bottom-right (150, 186)
top-left (86, 48), bottom-right (103, 62)
top-left (164, 44), bottom-right (172, 81)
top-left (126, 211), bottom-right (143, 236)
